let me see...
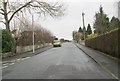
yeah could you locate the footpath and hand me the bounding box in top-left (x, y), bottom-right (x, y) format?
top-left (75, 43), bottom-right (120, 80)
top-left (2, 45), bottom-right (52, 64)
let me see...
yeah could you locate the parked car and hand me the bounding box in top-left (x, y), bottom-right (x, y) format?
top-left (53, 40), bottom-right (61, 47)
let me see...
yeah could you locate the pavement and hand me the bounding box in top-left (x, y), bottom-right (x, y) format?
top-left (2, 45), bottom-right (53, 64)
top-left (75, 43), bottom-right (120, 80)
top-left (2, 42), bottom-right (118, 79)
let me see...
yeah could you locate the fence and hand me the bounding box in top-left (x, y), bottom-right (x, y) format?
top-left (85, 28), bottom-right (120, 58)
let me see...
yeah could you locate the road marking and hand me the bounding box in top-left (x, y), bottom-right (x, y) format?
top-left (21, 59), bottom-right (25, 60)
top-left (3, 63), bottom-right (8, 66)
top-left (21, 57), bottom-right (31, 60)
top-left (48, 75), bottom-right (55, 78)
top-left (2, 57), bottom-right (31, 69)
top-left (2, 66), bottom-right (8, 69)
top-left (17, 59), bottom-right (21, 61)
top-left (9, 63), bottom-right (15, 65)
top-left (48, 75), bottom-right (53, 78)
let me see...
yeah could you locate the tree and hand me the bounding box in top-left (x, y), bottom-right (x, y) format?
top-left (60, 38), bottom-right (65, 43)
top-left (0, 0), bottom-right (65, 32)
top-left (93, 5), bottom-right (109, 34)
top-left (72, 31), bottom-right (77, 40)
top-left (108, 16), bottom-right (120, 31)
top-left (74, 32), bottom-right (82, 43)
top-left (1, 29), bottom-right (14, 53)
top-left (78, 27), bottom-right (83, 33)
top-left (17, 24), bottom-right (53, 46)
top-left (86, 24), bottom-right (92, 35)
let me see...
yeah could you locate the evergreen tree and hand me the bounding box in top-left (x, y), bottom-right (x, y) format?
top-left (108, 16), bottom-right (120, 31)
top-left (94, 5), bottom-right (109, 34)
top-left (2, 29), bottom-right (14, 53)
top-left (86, 24), bottom-right (92, 35)
top-left (78, 27), bottom-right (83, 33)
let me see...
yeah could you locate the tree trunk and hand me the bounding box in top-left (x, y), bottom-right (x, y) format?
top-left (3, 2), bottom-right (10, 31)
top-left (5, 21), bottom-right (10, 31)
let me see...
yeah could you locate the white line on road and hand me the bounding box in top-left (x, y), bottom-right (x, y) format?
top-left (2, 66), bottom-right (8, 69)
top-left (9, 63), bottom-right (15, 65)
top-left (2, 57), bottom-right (31, 69)
top-left (3, 63), bottom-right (8, 66)
top-left (17, 59), bottom-right (21, 61)
top-left (21, 57), bottom-right (31, 60)
top-left (48, 75), bottom-right (55, 79)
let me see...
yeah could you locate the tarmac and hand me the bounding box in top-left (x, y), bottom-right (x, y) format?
top-left (2, 45), bottom-right (52, 64)
top-left (75, 43), bottom-right (120, 80)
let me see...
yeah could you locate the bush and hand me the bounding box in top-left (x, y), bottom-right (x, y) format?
top-left (2, 29), bottom-right (14, 53)
top-left (87, 34), bottom-right (97, 39)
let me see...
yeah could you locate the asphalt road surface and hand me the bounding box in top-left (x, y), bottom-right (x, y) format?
top-left (2, 42), bottom-right (115, 79)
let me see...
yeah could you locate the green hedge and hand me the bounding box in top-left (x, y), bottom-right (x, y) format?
top-left (1, 29), bottom-right (14, 53)
top-left (85, 28), bottom-right (119, 58)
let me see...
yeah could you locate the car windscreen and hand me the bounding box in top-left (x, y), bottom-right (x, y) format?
top-left (54, 40), bottom-right (59, 42)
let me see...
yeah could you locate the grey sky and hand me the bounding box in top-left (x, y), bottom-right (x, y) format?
top-left (38, 1), bottom-right (118, 40)
top-left (0, 0), bottom-right (119, 40)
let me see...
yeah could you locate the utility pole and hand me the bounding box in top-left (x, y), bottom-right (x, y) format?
top-left (32, 15), bottom-right (35, 53)
top-left (82, 12), bottom-right (85, 41)
top-left (118, 1), bottom-right (120, 20)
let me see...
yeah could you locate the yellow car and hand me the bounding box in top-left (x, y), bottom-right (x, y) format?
top-left (53, 40), bottom-right (61, 47)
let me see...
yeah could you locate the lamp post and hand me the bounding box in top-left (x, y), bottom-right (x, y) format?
top-left (118, 2), bottom-right (120, 20)
top-left (3, 0), bottom-right (8, 2)
top-left (32, 15), bottom-right (35, 53)
top-left (82, 12), bottom-right (86, 41)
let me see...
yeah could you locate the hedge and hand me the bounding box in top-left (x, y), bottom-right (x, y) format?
top-left (1, 29), bottom-right (14, 53)
top-left (85, 28), bottom-right (120, 58)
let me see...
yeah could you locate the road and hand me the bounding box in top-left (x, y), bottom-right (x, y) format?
top-left (2, 42), bottom-right (115, 79)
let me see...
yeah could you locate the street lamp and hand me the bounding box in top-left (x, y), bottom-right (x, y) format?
top-left (82, 12), bottom-right (86, 41)
top-left (3, 0), bottom-right (8, 2)
top-left (32, 15), bottom-right (35, 53)
top-left (118, 1), bottom-right (120, 20)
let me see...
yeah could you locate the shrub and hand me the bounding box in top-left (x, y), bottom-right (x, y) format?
top-left (87, 34), bottom-right (98, 39)
top-left (2, 29), bottom-right (14, 53)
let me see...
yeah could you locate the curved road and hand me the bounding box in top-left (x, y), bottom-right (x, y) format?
top-left (3, 42), bottom-right (114, 79)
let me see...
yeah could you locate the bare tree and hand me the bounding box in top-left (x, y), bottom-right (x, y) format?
top-left (74, 32), bottom-right (82, 43)
top-left (0, 0), bottom-right (65, 31)
top-left (17, 24), bottom-right (53, 46)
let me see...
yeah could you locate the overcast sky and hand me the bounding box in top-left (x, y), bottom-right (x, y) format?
top-left (0, 0), bottom-right (119, 40)
top-left (37, 0), bottom-right (118, 40)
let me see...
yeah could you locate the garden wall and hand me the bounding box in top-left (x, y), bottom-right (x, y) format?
top-left (2, 43), bottom-right (51, 59)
